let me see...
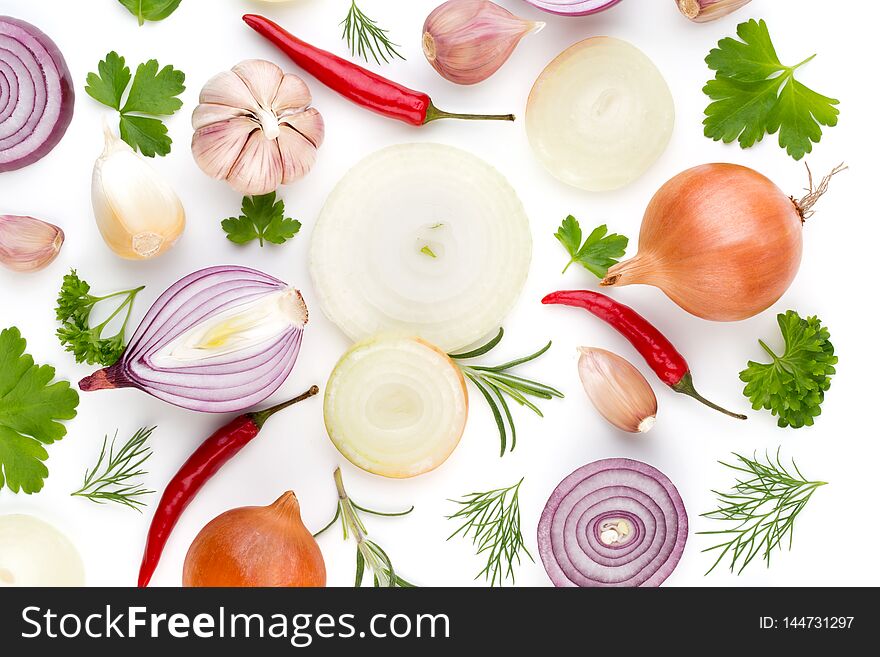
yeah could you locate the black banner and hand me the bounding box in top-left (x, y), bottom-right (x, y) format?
top-left (0, 587), bottom-right (869, 653)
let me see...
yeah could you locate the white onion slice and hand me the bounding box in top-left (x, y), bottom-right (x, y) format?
top-left (324, 335), bottom-right (468, 478)
top-left (309, 143), bottom-right (531, 352)
top-left (527, 37), bottom-right (674, 192)
top-left (0, 514), bottom-right (85, 587)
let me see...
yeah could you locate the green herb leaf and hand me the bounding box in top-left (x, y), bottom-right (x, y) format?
top-left (72, 427), bottom-right (155, 511)
top-left (85, 53), bottom-right (185, 157)
top-left (699, 450), bottom-right (826, 574)
top-left (221, 192), bottom-right (302, 247)
top-left (703, 19), bottom-right (839, 160)
top-left (55, 270), bottom-right (145, 367)
top-left (448, 478), bottom-right (533, 587)
top-left (0, 327), bottom-right (79, 494)
top-left (555, 215), bottom-right (628, 278)
top-left (341, 0), bottom-right (404, 65)
top-left (118, 0), bottom-right (183, 26)
top-left (739, 310), bottom-right (837, 429)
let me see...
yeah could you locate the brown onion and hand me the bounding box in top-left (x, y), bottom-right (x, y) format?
top-left (601, 163), bottom-right (843, 321)
top-left (183, 491), bottom-right (326, 587)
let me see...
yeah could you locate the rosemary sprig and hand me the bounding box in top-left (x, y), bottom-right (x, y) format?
top-left (341, 1), bottom-right (404, 65)
top-left (699, 449), bottom-right (827, 575)
top-left (448, 478), bottom-right (533, 587)
top-left (71, 427), bottom-right (156, 511)
top-left (450, 328), bottom-right (563, 456)
top-left (314, 467), bottom-right (415, 587)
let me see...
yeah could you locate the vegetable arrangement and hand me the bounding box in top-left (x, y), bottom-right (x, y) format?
top-left (0, 0), bottom-right (847, 590)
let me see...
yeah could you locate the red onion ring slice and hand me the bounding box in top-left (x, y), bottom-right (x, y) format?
top-left (522, 0), bottom-right (623, 16)
top-left (538, 458), bottom-right (688, 587)
top-left (0, 17), bottom-right (74, 171)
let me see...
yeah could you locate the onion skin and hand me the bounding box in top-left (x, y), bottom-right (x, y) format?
top-left (183, 492), bottom-right (326, 588)
top-left (602, 164), bottom-right (804, 322)
top-left (523, 0), bottom-right (623, 16)
top-left (0, 17), bottom-right (74, 172)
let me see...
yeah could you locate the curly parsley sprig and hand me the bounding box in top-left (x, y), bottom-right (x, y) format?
top-left (55, 270), bottom-right (145, 367)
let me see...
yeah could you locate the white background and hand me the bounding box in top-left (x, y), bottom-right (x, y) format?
top-left (1, 0), bottom-right (876, 587)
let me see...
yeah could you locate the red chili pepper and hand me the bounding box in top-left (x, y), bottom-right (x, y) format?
top-left (242, 14), bottom-right (515, 126)
top-left (137, 385), bottom-right (319, 587)
top-left (542, 290), bottom-right (746, 420)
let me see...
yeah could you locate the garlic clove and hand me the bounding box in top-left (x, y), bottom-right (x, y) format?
top-left (274, 74), bottom-right (313, 114)
top-left (279, 106), bottom-right (325, 148)
top-left (278, 126), bottom-right (319, 183)
top-left (0, 215), bottom-right (64, 272)
top-left (198, 70), bottom-right (260, 115)
top-left (192, 118), bottom-right (255, 181)
top-left (676, 0), bottom-right (752, 22)
top-left (578, 347), bottom-right (658, 434)
top-left (227, 130), bottom-right (284, 196)
top-left (92, 127), bottom-right (185, 260)
top-left (423, 0), bottom-right (544, 85)
top-left (192, 102), bottom-right (249, 131)
top-left (233, 59), bottom-right (284, 108)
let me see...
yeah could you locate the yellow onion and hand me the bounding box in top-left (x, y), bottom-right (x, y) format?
top-left (601, 163), bottom-right (843, 321)
top-left (578, 348), bottom-right (657, 433)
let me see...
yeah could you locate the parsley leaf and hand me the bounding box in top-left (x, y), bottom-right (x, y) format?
top-left (555, 215), bottom-right (628, 278)
top-left (55, 270), bottom-right (145, 367)
top-left (222, 193), bottom-right (302, 247)
top-left (703, 19), bottom-right (839, 160)
top-left (118, 0), bottom-right (183, 26)
top-left (740, 311), bottom-right (837, 429)
top-left (0, 327), bottom-right (79, 494)
top-left (85, 52), bottom-right (185, 157)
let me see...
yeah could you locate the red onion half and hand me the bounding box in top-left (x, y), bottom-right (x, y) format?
top-left (538, 458), bottom-right (688, 587)
top-left (79, 266), bottom-right (308, 413)
top-left (0, 17), bottom-right (74, 172)
top-left (522, 0), bottom-right (623, 16)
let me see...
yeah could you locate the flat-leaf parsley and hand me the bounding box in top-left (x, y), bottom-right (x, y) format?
top-left (555, 215), bottom-right (628, 278)
top-left (221, 192), bottom-right (302, 247)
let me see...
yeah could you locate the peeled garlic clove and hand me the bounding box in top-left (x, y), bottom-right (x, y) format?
top-left (92, 126), bottom-right (185, 260)
top-left (676, 0), bottom-right (752, 22)
top-left (578, 347), bottom-right (658, 433)
top-left (192, 60), bottom-right (323, 196)
top-left (423, 0), bottom-right (544, 85)
top-left (0, 214), bottom-right (64, 272)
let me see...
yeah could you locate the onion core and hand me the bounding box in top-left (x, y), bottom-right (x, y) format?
top-left (527, 37), bottom-right (674, 192)
top-left (324, 335), bottom-right (468, 478)
top-left (538, 459), bottom-right (687, 587)
top-left (0, 17), bottom-right (74, 172)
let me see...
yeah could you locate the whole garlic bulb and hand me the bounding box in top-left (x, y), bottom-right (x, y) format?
top-left (92, 126), bottom-right (186, 260)
top-left (578, 347), bottom-right (658, 433)
top-left (423, 0), bottom-right (544, 85)
top-left (192, 60), bottom-right (324, 196)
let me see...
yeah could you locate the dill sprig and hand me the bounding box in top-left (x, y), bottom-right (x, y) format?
top-left (71, 427), bottom-right (155, 511)
top-left (450, 328), bottom-right (563, 456)
top-left (314, 467), bottom-right (415, 587)
top-left (699, 449), bottom-right (827, 575)
top-left (448, 478), bottom-right (533, 586)
top-left (341, 1), bottom-right (404, 65)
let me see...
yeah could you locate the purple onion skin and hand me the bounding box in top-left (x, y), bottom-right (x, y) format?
top-left (0, 17), bottom-right (75, 172)
top-left (522, 0), bottom-right (623, 16)
top-left (538, 458), bottom-right (688, 587)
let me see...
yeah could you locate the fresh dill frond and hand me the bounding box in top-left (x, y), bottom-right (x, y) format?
top-left (341, 0), bottom-right (404, 65)
top-left (448, 478), bottom-right (533, 586)
top-left (314, 467), bottom-right (415, 587)
top-left (699, 449), bottom-right (826, 575)
top-left (71, 427), bottom-right (156, 511)
top-left (450, 328), bottom-right (563, 456)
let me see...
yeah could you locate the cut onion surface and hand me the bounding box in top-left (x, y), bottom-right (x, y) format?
top-left (0, 17), bottom-right (74, 172)
top-left (309, 143), bottom-right (531, 352)
top-left (538, 458), bottom-right (688, 587)
top-left (324, 335), bottom-right (469, 478)
top-left (527, 37), bottom-right (674, 192)
top-left (523, 0), bottom-right (623, 15)
top-left (0, 514), bottom-right (85, 586)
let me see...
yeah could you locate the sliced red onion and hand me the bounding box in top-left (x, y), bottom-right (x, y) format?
top-left (0, 16), bottom-right (74, 172)
top-left (538, 458), bottom-right (688, 587)
top-left (79, 266), bottom-right (308, 413)
top-left (522, 0), bottom-right (623, 16)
